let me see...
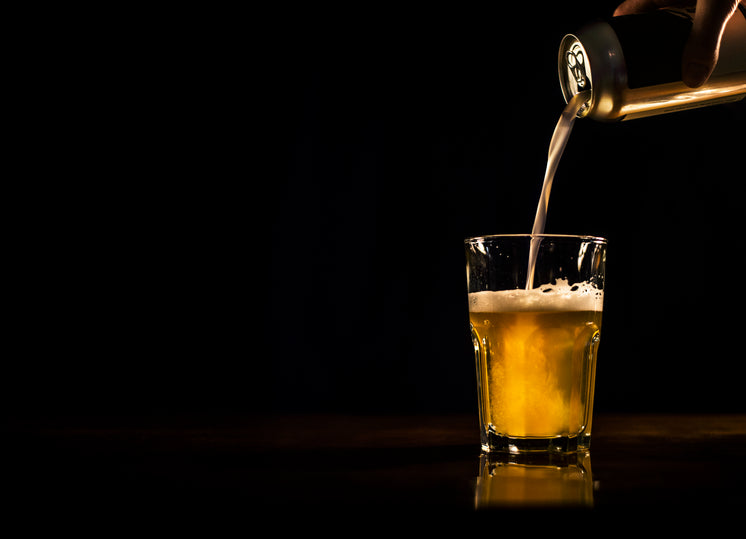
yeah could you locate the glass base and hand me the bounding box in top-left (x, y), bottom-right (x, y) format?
top-left (481, 431), bottom-right (591, 454)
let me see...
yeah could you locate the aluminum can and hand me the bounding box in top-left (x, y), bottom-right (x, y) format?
top-left (558, 6), bottom-right (746, 121)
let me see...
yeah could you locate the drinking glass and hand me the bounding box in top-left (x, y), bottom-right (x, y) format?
top-left (465, 234), bottom-right (607, 453)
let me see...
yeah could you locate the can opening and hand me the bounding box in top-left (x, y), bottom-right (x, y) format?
top-left (558, 34), bottom-right (592, 117)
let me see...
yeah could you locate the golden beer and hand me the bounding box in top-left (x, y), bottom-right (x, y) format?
top-left (469, 285), bottom-right (602, 452)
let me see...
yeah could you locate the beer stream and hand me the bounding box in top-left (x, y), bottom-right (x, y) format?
top-left (526, 90), bottom-right (591, 290)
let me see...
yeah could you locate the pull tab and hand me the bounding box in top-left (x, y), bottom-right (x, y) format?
top-left (567, 44), bottom-right (589, 90)
top-left (558, 34), bottom-right (593, 117)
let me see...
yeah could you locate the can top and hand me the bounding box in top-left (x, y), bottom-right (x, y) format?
top-left (558, 21), bottom-right (629, 120)
top-left (558, 34), bottom-right (593, 117)
top-left (559, 36), bottom-right (590, 99)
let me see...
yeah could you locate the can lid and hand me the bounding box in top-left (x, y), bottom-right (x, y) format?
top-left (558, 22), bottom-right (630, 121)
top-left (558, 34), bottom-right (592, 117)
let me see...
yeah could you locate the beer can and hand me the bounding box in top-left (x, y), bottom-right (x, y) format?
top-left (558, 6), bottom-right (746, 121)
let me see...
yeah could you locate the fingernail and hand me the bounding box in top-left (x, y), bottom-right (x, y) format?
top-left (683, 63), bottom-right (710, 88)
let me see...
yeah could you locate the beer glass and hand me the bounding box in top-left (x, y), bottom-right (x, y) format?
top-left (465, 234), bottom-right (607, 453)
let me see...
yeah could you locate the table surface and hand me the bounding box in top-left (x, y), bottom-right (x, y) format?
top-left (8, 413), bottom-right (746, 523)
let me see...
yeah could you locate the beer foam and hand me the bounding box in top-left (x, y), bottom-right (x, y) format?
top-left (469, 279), bottom-right (603, 313)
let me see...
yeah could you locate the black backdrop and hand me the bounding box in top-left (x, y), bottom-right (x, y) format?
top-left (8, 2), bottom-right (745, 421)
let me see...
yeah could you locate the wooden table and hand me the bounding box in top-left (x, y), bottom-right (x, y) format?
top-left (7, 413), bottom-right (746, 524)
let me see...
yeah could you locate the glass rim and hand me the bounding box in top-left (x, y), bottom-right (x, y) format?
top-left (464, 233), bottom-right (607, 245)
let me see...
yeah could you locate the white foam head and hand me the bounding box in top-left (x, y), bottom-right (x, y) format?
top-left (468, 279), bottom-right (603, 312)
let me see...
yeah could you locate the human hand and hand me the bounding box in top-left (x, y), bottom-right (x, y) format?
top-left (614, 0), bottom-right (745, 87)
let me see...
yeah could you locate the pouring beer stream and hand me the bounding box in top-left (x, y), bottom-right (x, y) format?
top-left (526, 90), bottom-right (591, 290)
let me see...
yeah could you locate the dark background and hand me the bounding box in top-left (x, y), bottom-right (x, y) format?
top-left (7, 2), bottom-right (745, 422)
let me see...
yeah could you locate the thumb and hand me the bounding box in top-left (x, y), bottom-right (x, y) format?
top-left (682, 0), bottom-right (741, 87)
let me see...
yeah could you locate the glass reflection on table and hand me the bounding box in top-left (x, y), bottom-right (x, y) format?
top-left (475, 452), bottom-right (594, 510)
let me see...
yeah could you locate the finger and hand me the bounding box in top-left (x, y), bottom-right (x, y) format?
top-left (682, 0), bottom-right (741, 87)
top-left (613, 0), bottom-right (693, 16)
